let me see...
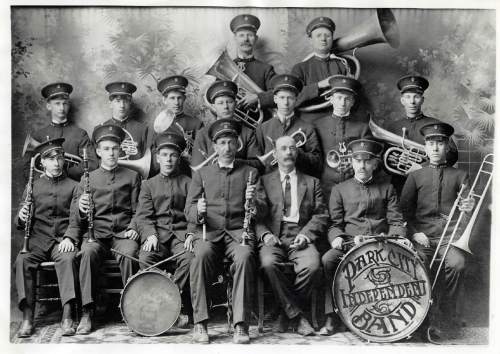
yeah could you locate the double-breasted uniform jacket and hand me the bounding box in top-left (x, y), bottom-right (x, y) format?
top-left (102, 116), bottom-right (152, 161)
top-left (234, 57), bottom-right (277, 110)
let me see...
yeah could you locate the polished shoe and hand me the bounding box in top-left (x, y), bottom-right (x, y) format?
top-left (175, 314), bottom-right (189, 329)
top-left (233, 323), bottom-right (250, 344)
top-left (274, 311), bottom-right (289, 333)
top-left (76, 313), bottom-right (92, 335)
top-left (17, 320), bottom-right (33, 338)
top-left (192, 322), bottom-right (209, 344)
top-left (426, 326), bottom-right (443, 344)
top-left (319, 315), bottom-right (337, 336)
top-left (296, 315), bottom-right (315, 336)
top-left (61, 318), bottom-right (75, 336)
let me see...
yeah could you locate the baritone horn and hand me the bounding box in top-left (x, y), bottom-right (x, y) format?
top-left (204, 50), bottom-right (264, 129)
top-left (429, 154), bottom-right (494, 289)
top-left (369, 118), bottom-right (427, 176)
top-left (256, 128), bottom-right (307, 166)
top-left (299, 9), bottom-right (400, 113)
top-left (326, 142), bottom-right (352, 172)
top-left (117, 147), bottom-right (152, 179)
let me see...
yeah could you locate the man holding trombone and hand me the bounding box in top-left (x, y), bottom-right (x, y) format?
top-left (400, 122), bottom-right (475, 342)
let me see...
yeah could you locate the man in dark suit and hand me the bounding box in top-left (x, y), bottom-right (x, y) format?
top-left (186, 119), bottom-right (259, 344)
top-left (255, 135), bottom-right (328, 336)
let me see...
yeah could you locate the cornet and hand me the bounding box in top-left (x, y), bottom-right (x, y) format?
top-left (256, 128), bottom-right (307, 166)
top-left (326, 142), bottom-right (352, 172)
top-left (190, 136), bottom-right (244, 172)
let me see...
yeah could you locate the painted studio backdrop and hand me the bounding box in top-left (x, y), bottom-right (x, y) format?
top-left (11, 7), bottom-right (495, 325)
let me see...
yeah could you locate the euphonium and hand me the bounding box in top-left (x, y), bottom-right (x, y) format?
top-left (257, 128), bottom-right (307, 166)
top-left (117, 148), bottom-right (152, 179)
top-left (326, 142), bottom-right (352, 172)
top-left (369, 118), bottom-right (427, 176)
top-left (190, 137), bottom-right (244, 172)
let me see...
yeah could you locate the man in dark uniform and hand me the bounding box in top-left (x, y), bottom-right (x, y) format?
top-left (389, 75), bottom-right (459, 194)
top-left (191, 80), bottom-right (261, 170)
top-left (320, 139), bottom-right (407, 335)
top-left (256, 135), bottom-right (328, 336)
top-left (102, 81), bottom-right (151, 160)
top-left (24, 82), bottom-right (98, 181)
top-left (15, 138), bottom-right (79, 337)
top-left (186, 119), bottom-right (259, 344)
top-left (314, 75), bottom-right (371, 196)
top-left (254, 74), bottom-right (322, 178)
top-left (65, 124), bottom-right (141, 334)
top-left (229, 14), bottom-right (277, 115)
top-left (400, 122), bottom-right (474, 342)
top-left (291, 17), bottom-right (349, 124)
top-left (134, 132), bottom-right (195, 327)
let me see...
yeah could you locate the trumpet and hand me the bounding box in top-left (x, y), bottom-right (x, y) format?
top-left (190, 136), bottom-right (243, 172)
top-left (256, 128), bottom-right (307, 166)
top-left (326, 142), bottom-right (352, 172)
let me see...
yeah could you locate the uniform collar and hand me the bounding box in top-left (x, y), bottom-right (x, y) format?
top-left (354, 175), bottom-right (373, 185)
top-left (313, 52), bottom-right (331, 62)
top-left (111, 116), bottom-right (129, 124)
top-left (43, 171), bottom-right (66, 183)
top-left (332, 112), bottom-right (351, 119)
top-left (276, 111), bottom-right (295, 125)
top-left (234, 56), bottom-right (255, 63)
top-left (100, 165), bottom-right (118, 173)
top-left (160, 169), bottom-right (179, 179)
top-left (51, 119), bottom-right (69, 127)
top-left (429, 162), bottom-right (447, 169)
top-left (406, 112), bottom-right (424, 121)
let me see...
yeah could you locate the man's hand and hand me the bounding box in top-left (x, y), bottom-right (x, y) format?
top-left (237, 92), bottom-right (258, 109)
top-left (331, 237), bottom-right (344, 250)
top-left (197, 197), bottom-right (207, 215)
top-left (395, 237), bottom-right (414, 249)
top-left (142, 235), bottom-right (158, 252)
top-left (290, 234), bottom-right (308, 250)
top-left (412, 232), bottom-right (430, 248)
top-left (79, 193), bottom-right (91, 214)
top-left (18, 203), bottom-right (31, 223)
top-left (125, 229), bottom-right (139, 241)
top-left (458, 196), bottom-right (475, 213)
top-left (263, 233), bottom-right (281, 247)
top-left (354, 235), bottom-right (365, 246)
top-left (245, 183), bottom-right (256, 200)
top-left (184, 233), bottom-right (194, 252)
top-left (58, 238), bottom-right (75, 253)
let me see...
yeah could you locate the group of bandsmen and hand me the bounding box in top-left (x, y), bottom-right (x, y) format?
top-left (15, 13), bottom-right (476, 344)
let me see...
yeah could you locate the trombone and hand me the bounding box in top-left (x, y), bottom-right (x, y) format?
top-left (256, 128), bottom-right (307, 166)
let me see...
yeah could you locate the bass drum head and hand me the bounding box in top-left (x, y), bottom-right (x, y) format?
top-left (333, 240), bottom-right (431, 343)
top-left (120, 270), bottom-right (181, 336)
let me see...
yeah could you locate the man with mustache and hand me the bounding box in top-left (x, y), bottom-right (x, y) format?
top-left (255, 74), bottom-right (322, 178)
top-left (65, 124), bottom-right (141, 334)
top-left (320, 139), bottom-right (407, 335)
top-left (102, 81), bottom-right (151, 161)
top-left (255, 135), bottom-right (328, 336)
top-left (400, 122), bottom-right (474, 342)
top-left (186, 119), bottom-right (259, 344)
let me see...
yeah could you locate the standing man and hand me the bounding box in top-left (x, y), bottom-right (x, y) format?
top-left (229, 14), bottom-right (277, 114)
top-left (65, 124), bottom-right (141, 335)
top-left (25, 82), bottom-right (98, 181)
top-left (191, 80), bottom-right (261, 170)
top-left (255, 74), bottom-right (322, 178)
top-left (134, 132), bottom-right (195, 326)
top-left (256, 136), bottom-right (328, 336)
top-left (320, 139), bottom-right (407, 336)
top-left (186, 119), bottom-right (259, 344)
top-left (102, 81), bottom-right (151, 160)
top-left (400, 122), bottom-right (474, 342)
top-left (314, 75), bottom-right (371, 196)
top-left (291, 17), bottom-right (349, 124)
top-left (15, 138), bottom-right (79, 337)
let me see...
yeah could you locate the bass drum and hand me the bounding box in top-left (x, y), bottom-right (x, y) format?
top-left (119, 269), bottom-right (181, 336)
top-left (333, 239), bottom-right (431, 342)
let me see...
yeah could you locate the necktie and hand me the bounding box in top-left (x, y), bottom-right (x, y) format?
top-left (284, 174), bottom-right (291, 217)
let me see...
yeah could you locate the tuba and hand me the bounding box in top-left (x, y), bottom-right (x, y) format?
top-left (117, 148), bottom-right (152, 179)
top-left (204, 50), bottom-right (264, 129)
top-left (369, 118), bottom-right (427, 176)
top-left (299, 9), bottom-right (400, 113)
top-left (326, 142), bottom-right (352, 172)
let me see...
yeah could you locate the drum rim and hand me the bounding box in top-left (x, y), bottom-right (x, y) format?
top-left (119, 269), bottom-right (181, 337)
top-left (332, 239), bottom-right (432, 343)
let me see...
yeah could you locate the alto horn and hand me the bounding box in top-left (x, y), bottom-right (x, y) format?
top-left (257, 128), bottom-right (307, 166)
top-left (204, 50), bottom-right (264, 129)
top-left (326, 142), bottom-right (352, 172)
top-left (117, 147), bottom-right (152, 179)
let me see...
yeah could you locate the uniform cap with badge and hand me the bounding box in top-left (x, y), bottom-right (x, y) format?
top-left (306, 16), bottom-right (336, 36)
top-left (41, 82), bottom-right (73, 101)
top-left (208, 118), bottom-right (242, 142)
top-left (105, 81), bottom-right (137, 98)
top-left (206, 80), bottom-right (238, 104)
top-left (157, 75), bottom-right (189, 96)
top-left (420, 122), bottom-right (454, 141)
top-left (92, 124), bottom-right (126, 144)
top-left (270, 74), bottom-right (303, 94)
top-left (230, 14), bottom-right (261, 33)
top-left (397, 75), bottom-right (429, 94)
top-left (155, 132), bottom-right (187, 153)
top-left (329, 75), bottom-right (361, 95)
top-left (35, 137), bottom-right (66, 158)
top-left (348, 139), bottom-right (384, 159)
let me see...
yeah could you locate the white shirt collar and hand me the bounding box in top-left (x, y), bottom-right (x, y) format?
top-left (51, 119), bottom-right (68, 125)
top-left (276, 111), bottom-right (295, 124)
top-left (218, 160), bottom-right (234, 169)
top-left (354, 175), bottom-right (373, 185)
top-left (279, 168), bottom-right (297, 182)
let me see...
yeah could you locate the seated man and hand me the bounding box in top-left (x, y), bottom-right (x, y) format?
top-left (400, 122), bottom-right (474, 342)
top-left (65, 124), bottom-right (141, 335)
top-left (15, 138), bottom-right (79, 337)
top-left (320, 139), bottom-right (407, 335)
top-left (185, 119), bottom-right (259, 344)
top-left (135, 132), bottom-right (195, 327)
top-left (256, 135), bottom-right (328, 336)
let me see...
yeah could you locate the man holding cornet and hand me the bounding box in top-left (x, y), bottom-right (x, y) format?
top-left (15, 138), bottom-right (79, 337)
top-left (255, 135), bottom-right (328, 336)
top-left (400, 122), bottom-right (474, 342)
top-left (186, 119), bottom-right (259, 344)
top-left (320, 139), bottom-right (406, 335)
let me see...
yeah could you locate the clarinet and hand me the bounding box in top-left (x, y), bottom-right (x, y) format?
top-left (200, 181), bottom-right (207, 241)
top-left (242, 171), bottom-right (256, 246)
top-left (20, 155), bottom-right (37, 253)
top-left (83, 148), bottom-right (96, 242)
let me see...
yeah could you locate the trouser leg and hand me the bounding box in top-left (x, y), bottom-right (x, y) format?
top-left (170, 237), bottom-right (194, 292)
top-left (111, 237), bottom-right (139, 286)
top-left (15, 246), bottom-right (47, 310)
top-left (79, 239), bottom-right (107, 307)
top-left (51, 245), bottom-right (78, 307)
top-left (321, 248), bottom-right (344, 316)
top-left (290, 243), bottom-right (322, 302)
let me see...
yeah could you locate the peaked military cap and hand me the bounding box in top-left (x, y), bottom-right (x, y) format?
top-left (105, 81), bottom-right (137, 98)
top-left (41, 82), bottom-right (73, 100)
top-left (155, 132), bottom-right (187, 153)
top-left (270, 74), bottom-right (303, 94)
top-left (306, 17), bottom-right (336, 36)
top-left (329, 75), bottom-right (361, 95)
top-left (35, 137), bottom-right (65, 158)
top-left (397, 75), bottom-right (429, 94)
top-left (157, 75), bottom-right (189, 96)
top-left (92, 124), bottom-right (126, 144)
top-left (230, 14), bottom-right (261, 33)
top-left (420, 122), bottom-right (454, 140)
top-left (206, 80), bottom-right (238, 104)
top-left (348, 139), bottom-right (384, 159)
top-left (208, 118), bottom-right (242, 142)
